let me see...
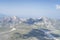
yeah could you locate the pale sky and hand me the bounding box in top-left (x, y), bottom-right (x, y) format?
top-left (0, 0), bottom-right (60, 19)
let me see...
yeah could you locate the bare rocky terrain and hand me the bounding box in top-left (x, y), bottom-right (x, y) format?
top-left (0, 16), bottom-right (60, 40)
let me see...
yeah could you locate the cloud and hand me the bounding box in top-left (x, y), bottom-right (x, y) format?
top-left (56, 4), bottom-right (60, 9)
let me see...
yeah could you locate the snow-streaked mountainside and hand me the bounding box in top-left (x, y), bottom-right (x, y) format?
top-left (0, 14), bottom-right (60, 40)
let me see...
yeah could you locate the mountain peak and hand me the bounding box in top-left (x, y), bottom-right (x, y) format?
top-left (12, 16), bottom-right (17, 20)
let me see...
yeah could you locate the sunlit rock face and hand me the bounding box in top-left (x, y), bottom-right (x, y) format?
top-left (0, 15), bottom-right (60, 40)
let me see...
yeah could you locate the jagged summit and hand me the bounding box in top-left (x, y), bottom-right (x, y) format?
top-left (0, 15), bottom-right (48, 24)
top-left (0, 14), bottom-right (60, 30)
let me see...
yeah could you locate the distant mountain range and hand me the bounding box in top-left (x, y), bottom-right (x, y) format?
top-left (0, 13), bottom-right (60, 40)
top-left (0, 14), bottom-right (60, 28)
top-left (0, 13), bottom-right (60, 28)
